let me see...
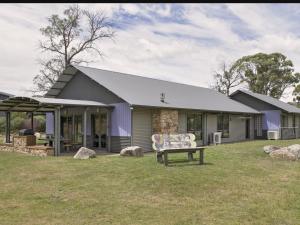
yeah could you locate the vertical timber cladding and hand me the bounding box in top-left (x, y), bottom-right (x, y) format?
top-left (132, 108), bottom-right (153, 151)
top-left (132, 107), bottom-right (179, 151)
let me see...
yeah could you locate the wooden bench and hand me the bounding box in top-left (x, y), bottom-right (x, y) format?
top-left (151, 133), bottom-right (205, 166)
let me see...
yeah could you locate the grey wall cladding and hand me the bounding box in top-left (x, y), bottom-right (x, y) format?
top-left (58, 72), bottom-right (124, 104)
top-left (110, 136), bottom-right (131, 153)
top-left (231, 92), bottom-right (279, 111)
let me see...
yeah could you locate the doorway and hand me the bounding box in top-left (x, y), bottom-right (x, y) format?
top-left (245, 119), bottom-right (250, 139)
top-left (91, 112), bottom-right (107, 149)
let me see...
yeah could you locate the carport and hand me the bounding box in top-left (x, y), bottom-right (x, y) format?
top-left (0, 96), bottom-right (112, 155)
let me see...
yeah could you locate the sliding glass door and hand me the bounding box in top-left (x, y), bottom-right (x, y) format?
top-left (187, 113), bottom-right (203, 145)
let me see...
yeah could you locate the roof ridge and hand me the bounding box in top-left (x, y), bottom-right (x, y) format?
top-left (75, 65), bottom-right (212, 91)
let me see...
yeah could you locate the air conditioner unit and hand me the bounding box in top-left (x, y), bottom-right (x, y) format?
top-left (213, 132), bottom-right (222, 145)
top-left (267, 131), bottom-right (279, 140)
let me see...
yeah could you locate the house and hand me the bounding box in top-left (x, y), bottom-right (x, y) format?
top-left (230, 89), bottom-right (300, 139)
top-left (42, 65), bottom-right (260, 154)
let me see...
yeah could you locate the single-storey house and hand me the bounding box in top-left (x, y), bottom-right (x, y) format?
top-left (230, 89), bottom-right (300, 139)
top-left (42, 65), bottom-right (261, 154)
top-left (2, 66), bottom-right (299, 156)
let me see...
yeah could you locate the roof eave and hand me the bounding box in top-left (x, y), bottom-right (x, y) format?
top-left (130, 104), bottom-right (261, 114)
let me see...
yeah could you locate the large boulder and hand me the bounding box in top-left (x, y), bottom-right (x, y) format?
top-left (270, 147), bottom-right (297, 161)
top-left (263, 145), bottom-right (281, 154)
top-left (287, 144), bottom-right (300, 159)
top-left (73, 147), bottom-right (96, 159)
top-left (120, 146), bottom-right (144, 157)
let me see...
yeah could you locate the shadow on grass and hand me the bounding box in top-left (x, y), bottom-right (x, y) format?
top-left (161, 158), bottom-right (214, 167)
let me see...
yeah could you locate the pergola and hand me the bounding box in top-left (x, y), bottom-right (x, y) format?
top-left (0, 96), bottom-right (112, 156)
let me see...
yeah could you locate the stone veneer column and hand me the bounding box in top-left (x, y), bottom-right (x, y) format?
top-left (152, 109), bottom-right (179, 134)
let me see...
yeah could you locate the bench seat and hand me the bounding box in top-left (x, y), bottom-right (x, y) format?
top-left (152, 134), bottom-right (206, 166)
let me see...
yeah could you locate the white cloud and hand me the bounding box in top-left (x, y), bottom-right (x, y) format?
top-left (0, 3), bottom-right (299, 102)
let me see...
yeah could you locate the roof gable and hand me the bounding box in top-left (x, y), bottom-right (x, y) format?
top-left (230, 89), bottom-right (300, 114)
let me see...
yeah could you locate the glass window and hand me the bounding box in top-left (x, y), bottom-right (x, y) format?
top-left (255, 115), bottom-right (262, 136)
top-left (74, 115), bottom-right (83, 144)
top-left (281, 114), bottom-right (288, 127)
top-left (217, 114), bottom-right (229, 138)
top-left (61, 116), bottom-right (72, 139)
top-left (187, 113), bottom-right (202, 140)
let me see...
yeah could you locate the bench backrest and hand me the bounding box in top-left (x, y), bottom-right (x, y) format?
top-left (151, 133), bottom-right (197, 151)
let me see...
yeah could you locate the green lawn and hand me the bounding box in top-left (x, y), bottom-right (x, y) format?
top-left (1, 140), bottom-right (300, 225)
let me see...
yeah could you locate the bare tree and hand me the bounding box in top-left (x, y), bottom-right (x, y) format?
top-left (33, 5), bottom-right (115, 94)
top-left (211, 62), bottom-right (242, 96)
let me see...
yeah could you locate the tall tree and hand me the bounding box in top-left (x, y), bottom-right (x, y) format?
top-left (292, 84), bottom-right (300, 106)
top-left (211, 61), bottom-right (242, 96)
top-left (33, 5), bottom-right (115, 94)
top-left (233, 52), bottom-right (300, 99)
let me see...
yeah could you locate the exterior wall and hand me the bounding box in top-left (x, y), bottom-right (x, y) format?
top-left (179, 111), bottom-right (255, 144)
top-left (261, 110), bottom-right (281, 131)
top-left (110, 102), bottom-right (131, 137)
top-left (206, 113), bottom-right (255, 144)
top-left (222, 115), bottom-right (247, 143)
top-left (57, 72), bottom-right (123, 104)
top-left (207, 114), bottom-right (217, 142)
top-left (111, 136), bottom-right (131, 153)
top-left (110, 102), bottom-right (132, 152)
top-left (231, 92), bottom-right (279, 111)
top-left (132, 108), bottom-right (152, 152)
top-left (152, 109), bottom-right (178, 134)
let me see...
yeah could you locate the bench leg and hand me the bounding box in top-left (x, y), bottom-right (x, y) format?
top-left (199, 149), bottom-right (204, 165)
top-left (164, 151), bottom-right (168, 166)
top-left (157, 152), bottom-right (163, 163)
top-left (188, 152), bottom-right (193, 161)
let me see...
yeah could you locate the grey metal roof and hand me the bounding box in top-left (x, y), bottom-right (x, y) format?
top-left (47, 65), bottom-right (259, 114)
top-left (230, 89), bottom-right (300, 114)
top-left (0, 96), bottom-right (108, 112)
top-left (0, 91), bottom-right (14, 98)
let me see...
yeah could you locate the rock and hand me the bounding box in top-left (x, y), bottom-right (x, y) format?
top-left (73, 147), bottom-right (96, 159)
top-left (270, 148), bottom-right (297, 161)
top-left (287, 144), bottom-right (300, 159)
top-left (120, 146), bottom-right (144, 157)
top-left (263, 145), bottom-right (281, 154)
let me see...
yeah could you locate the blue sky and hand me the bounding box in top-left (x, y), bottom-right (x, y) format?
top-left (1, 3), bottom-right (300, 101)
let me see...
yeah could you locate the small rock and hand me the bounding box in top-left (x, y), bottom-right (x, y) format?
top-left (263, 145), bottom-right (281, 154)
top-left (287, 144), bottom-right (300, 159)
top-left (120, 146), bottom-right (144, 157)
top-left (73, 147), bottom-right (96, 159)
top-left (270, 148), bottom-right (297, 161)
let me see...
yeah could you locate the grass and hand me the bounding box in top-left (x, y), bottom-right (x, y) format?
top-left (0, 140), bottom-right (300, 225)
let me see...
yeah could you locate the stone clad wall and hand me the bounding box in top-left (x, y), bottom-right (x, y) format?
top-left (0, 144), bottom-right (54, 157)
top-left (152, 109), bottom-right (179, 134)
top-left (13, 135), bottom-right (36, 147)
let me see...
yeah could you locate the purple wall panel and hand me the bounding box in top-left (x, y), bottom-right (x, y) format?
top-left (110, 102), bottom-right (131, 137)
top-left (262, 110), bottom-right (281, 130)
top-left (46, 112), bottom-right (54, 134)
